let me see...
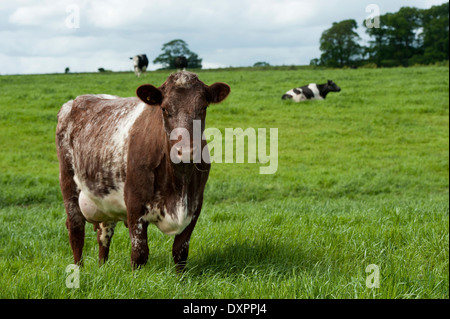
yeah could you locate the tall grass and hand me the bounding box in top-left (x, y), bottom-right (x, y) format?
top-left (0, 66), bottom-right (448, 298)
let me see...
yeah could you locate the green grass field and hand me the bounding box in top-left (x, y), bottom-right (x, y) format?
top-left (0, 65), bottom-right (448, 298)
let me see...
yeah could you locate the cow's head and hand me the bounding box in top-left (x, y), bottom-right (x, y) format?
top-left (136, 71), bottom-right (230, 163)
top-left (327, 80), bottom-right (341, 92)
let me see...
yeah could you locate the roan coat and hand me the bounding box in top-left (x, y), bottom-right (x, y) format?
top-left (56, 71), bottom-right (230, 271)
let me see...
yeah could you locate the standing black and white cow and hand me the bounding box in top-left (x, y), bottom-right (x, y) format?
top-left (282, 80), bottom-right (341, 102)
top-left (130, 54), bottom-right (149, 77)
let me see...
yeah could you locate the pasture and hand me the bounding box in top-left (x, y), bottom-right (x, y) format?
top-left (0, 65), bottom-right (448, 299)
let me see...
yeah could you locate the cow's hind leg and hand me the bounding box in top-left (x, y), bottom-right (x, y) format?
top-left (65, 201), bottom-right (86, 265)
top-left (57, 145), bottom-right (86, 266)
top-left (59, 169), bottom-right (85, 265)
top-left (95, 221), bottom-right (117, 265)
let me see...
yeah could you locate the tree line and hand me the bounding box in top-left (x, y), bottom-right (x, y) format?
top-left (313, 2), bottom-right (449, 68)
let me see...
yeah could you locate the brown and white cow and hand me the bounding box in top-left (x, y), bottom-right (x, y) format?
top-left (56, 71), bottom-right (230, 271)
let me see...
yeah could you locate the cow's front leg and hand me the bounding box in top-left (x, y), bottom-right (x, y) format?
top-left (127, 209), bottom-right (149, 269)
top-left (125, 169), bottom-right (154, 269)
top-left (172, 211), bottom-right (200, 273)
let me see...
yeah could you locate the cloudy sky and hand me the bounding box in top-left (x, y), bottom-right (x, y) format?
top-left (0, 0), bottom-right (447, 74)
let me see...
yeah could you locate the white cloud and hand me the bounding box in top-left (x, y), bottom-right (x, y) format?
top-left (8, 2), bottom-right (66, 27)
top-left (202, 61), bottom-right (227, 69)
top-left (247, 0), bottom-right (317, 29)
top-left (1, 0), bottom-right (448, 74)
top-left (86, 0), bottom-right (145, 29)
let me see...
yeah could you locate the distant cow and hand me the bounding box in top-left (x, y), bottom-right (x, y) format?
top-left (56, 71), bottom-right (230, 271)
top-left (130, 54), bottom-right (149, 77)
top-left (282, 80), bottom-right (341, 102)
top-left (174, 56), bottom-right (188, 70)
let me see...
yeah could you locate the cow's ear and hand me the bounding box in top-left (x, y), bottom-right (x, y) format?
top-left (328, 80), bottom-right (333, 85)
top-left (136, 84), bottom-right (163, 105)
top-left (207, 82), bottom-right (230, 104)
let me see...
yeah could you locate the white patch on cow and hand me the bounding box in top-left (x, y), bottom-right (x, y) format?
top-left (78, 190), bottom-right (101, 221)
top-left (58, 99), bottom-right (73, 120)
top-left (111, 101), bottom-right (146, 161)
top-left (131, 237), bottom-right (142, 250)
top-left (57, 100), bottom-right (75, 165)
top-left (307, 84), bottom-right (323, 100)
top-left (99, 222), bottom-right (116, 247)
top-left (130, 217), bottom-right (148, 252)
top-left (132, 56), bottom-right (147, 77)
top-left (285, 89), bottom-right (307, 102)
top-left (143, 195), bottom-right (191, 236)
top-left (132, 56), bottom-right (139, 67)
top-left (173, 71), bottom-right (197, 88)
top-left (96, 94), bottom-right (119, 100)
top-left (77, 187), bottom-right (127, 223)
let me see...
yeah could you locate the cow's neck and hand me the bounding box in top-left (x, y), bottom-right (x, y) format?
top-left (317, 84), bottom-right (330, 99)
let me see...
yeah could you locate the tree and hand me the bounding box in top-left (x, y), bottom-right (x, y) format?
top-left (153, 39), bottom-right (202, 69)
top-left (309, 58), bottom-right (320, 66)
top-left (385, 7), bottom-right (422, 66)
top-left (317, 4), bottom-right (448, 68)
top-left (364, 15), bottom-right (390, 67)
top-left (420, 2), bottom-right (449, 64)
top-left (365, 6), bottom-right (430, 67)
top-left (253, 61), bottom-right (270, 67)
top-left (319, 19), bottom-right (362, 67)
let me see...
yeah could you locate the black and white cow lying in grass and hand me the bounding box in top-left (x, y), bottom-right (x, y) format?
top-left (282, 80), bottom-right (341, 102)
